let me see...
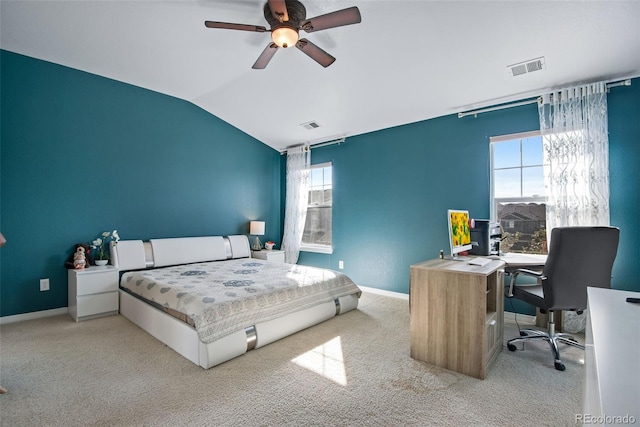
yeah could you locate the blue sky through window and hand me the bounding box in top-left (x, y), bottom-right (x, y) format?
top-left (310, 166), bottom-right (331, 190)
top-left (493, 135), bottom-right (545, 198)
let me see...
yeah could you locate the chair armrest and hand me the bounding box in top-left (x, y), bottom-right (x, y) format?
top-left (506, 268), bottom-right (547, 298)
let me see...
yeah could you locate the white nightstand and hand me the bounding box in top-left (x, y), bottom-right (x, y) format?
top-left (252, 250), bottom-right (285, 263)
top-left (68, 266), bottom-right (119, 321)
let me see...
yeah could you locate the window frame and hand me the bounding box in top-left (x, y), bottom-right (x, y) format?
top-left (489, 130), bottom-right (544, 222)
top-left (490, 130), bottom-right (548, 255)
top-left (300, 161), bottom-right (333, 254)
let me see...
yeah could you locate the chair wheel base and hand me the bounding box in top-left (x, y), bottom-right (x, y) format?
top-left (507, 343), bottom-right (517, 352)
top-left (554, 361), bottom-right (566, 371)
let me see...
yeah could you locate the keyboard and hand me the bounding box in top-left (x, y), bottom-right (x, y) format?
top-left (466, 257), bottom-right (493, 267)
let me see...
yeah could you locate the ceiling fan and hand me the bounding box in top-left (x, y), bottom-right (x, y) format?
top-left (204, 0), bottom-right (361, 69)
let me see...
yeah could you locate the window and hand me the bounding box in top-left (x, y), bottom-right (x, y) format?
top-left (490, 131), bottom-right (548, 254)
top-left (301, 162), bottom-right (332, 253)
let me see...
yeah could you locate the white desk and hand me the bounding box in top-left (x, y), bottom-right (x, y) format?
top-left (584, 287), bottom-right (640, 425)
top-left (495, 253), bottom-right (547, 271)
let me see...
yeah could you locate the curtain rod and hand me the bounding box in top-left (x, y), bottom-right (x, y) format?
top-left (458, 78), bottom-right (632, 119)
top-left (309, 137), bottom-right (346, 149)
top-left (281, 137), bottom-right (346, 155)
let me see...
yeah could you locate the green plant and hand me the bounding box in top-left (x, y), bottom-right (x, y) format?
top-left (90, 230), bottom-right (120, 260)
top-left (500, 231), bottom-right (521, 253)
top-left (525, 228), bottom-right (548, 254)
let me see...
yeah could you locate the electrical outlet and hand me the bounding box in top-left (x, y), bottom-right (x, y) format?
top-left (40, 278), bottom-right (50, 291)
top-left (338, 260), bottom-right (344, 269)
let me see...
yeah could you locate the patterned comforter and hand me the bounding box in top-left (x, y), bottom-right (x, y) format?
top-left (120, 258), bottom-right (361, 344)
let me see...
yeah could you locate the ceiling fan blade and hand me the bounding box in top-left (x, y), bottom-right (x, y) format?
top-left (252, 43), bottom-right (279, 69)
top-left (267, 0), bottom-right (289, 22)
top-left (296, 38), bottom-right (335, 68)
top-left (300, 6), bottom-right (361, 33)
top-left (204, 21), bottom-right (267, 33)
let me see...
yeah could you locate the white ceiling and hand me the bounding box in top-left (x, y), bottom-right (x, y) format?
top-left (2, 1), bottom-right (640, 152)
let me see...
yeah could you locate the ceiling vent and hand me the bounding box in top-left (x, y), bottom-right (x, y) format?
top-left (507, 57), bottom-right (545, 77)
top-left (301, 121), bottom-right (321, 130)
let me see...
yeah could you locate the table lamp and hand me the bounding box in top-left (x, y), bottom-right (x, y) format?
top-left (250, 221), bottom-right (265, 250)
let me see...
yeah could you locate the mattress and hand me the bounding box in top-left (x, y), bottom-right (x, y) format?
top-left (120, 258), bottom-right (361, 344)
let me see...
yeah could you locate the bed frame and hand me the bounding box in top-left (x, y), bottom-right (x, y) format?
top-left (110, 235), bottom-right (359, 369)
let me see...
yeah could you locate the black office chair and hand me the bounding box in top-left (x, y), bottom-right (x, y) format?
top-left (506, 226), bottom-right (620, 371)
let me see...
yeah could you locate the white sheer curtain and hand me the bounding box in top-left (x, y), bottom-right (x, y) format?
top-left (281, 145), bottom-right (310, 264)
top-left (538, 82), bottom-right (610, 333)
top-left (539, 81), bottom-right (610, 232)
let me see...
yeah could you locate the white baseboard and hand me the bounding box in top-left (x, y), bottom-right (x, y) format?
top-left (0, 296), bottom-right (532, 326)
top-left (0, 307), bottom-right (68, 324)
top-left (360, 286), bottom-right (536, 323)
top-left (360, 286), bottom-right (409, 300)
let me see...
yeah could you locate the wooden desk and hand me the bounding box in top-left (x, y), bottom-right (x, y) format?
top-left (410, 258), bottom-right (505, 379)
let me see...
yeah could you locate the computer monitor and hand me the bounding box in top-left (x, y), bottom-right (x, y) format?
top-left (448, 209), bottom-right (472, 258)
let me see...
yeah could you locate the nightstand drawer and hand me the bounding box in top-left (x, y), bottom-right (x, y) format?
top-left (76, 270), bottom-right (118, 296)
top-left (76, 292), bottom-right (118, 317)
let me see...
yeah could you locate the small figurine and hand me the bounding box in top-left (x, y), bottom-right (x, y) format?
top-left (73, 246), bottom-right (87, 270)
top-left (65, 243), bottom-right (93, 269)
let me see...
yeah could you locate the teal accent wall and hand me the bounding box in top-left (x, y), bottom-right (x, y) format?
top-left (608, 79), bottom-right (640, 291)
top-left (299, 79), bottom-right (640, 302)
top-left (2, 48), bottom-right (638, 319)
top-left (0, 51), bottom-right (282, 317)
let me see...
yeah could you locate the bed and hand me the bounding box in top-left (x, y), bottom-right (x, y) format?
top-left (110, 235), bottom-right (361, 369)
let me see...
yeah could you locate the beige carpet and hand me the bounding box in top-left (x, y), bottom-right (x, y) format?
top-left (0, 292), bottom-right (583, 427)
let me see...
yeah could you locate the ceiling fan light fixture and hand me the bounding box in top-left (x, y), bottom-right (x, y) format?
top-left (271, 26), bottom-right (299, 48)
top-left (205, 1), bottom-right (362, 68)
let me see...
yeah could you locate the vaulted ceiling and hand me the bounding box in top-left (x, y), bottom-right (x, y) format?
top-left (2, 1), bottom-right (639, 151)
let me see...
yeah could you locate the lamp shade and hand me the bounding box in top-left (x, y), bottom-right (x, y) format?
top-left (250, 221), bottom-right (265, 236)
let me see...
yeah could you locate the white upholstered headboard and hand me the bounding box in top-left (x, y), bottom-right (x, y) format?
top-left (110, 235), bottom-right (251, 271)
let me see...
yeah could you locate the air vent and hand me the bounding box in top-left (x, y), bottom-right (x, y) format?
top-left (507, 57), bottom-right (545, 77)
top-left (301, 121), bottom-right (321, 130)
